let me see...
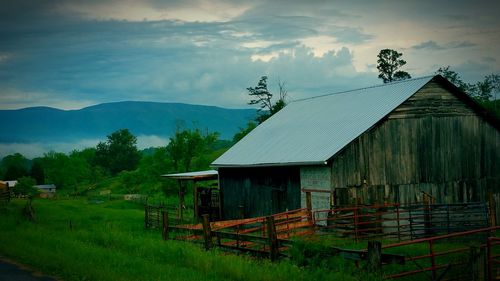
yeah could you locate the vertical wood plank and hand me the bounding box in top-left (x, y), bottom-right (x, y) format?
top-left (202, 214), bottom-right (212, 250)
top-left (193, 182), bottom-right (198, 220)
top-left (366, 241), bottom-right (382, 273)
top-left (470, 246), bottom-right (486, 281)
top-left (489, 191), bottom-right (497, 227)
top-left (162, 211), bottom-right (169, 240)
top-left (266, 216), bottom-right (279, 261)
top-left (144, 205), bottom-right (148, 229)
top-left (306, 192), bottom-right (312, 212)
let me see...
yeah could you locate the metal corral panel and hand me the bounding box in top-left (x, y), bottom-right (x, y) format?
top-left (212, 76), bottom-right (434, 167)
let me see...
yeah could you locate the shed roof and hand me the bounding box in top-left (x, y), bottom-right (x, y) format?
top-left (161, 170), bottom-right (218, 181)
top-left (212, 76), bottom-right (436, 168)
top-left (34, 184), bottom-right (56, 190)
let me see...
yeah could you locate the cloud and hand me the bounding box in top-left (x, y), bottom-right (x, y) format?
top-left (453, 41), bottom-right (476, 48)
top-left (0, 138), bottom-right (102, 159)
top-left (0, 135), bottom-right (171, 158)
top-left (411, 41), bottom-right (445, 50)
top-left (0, 0), bottom-right (498, 113)
top-left (136, 135), bottom-right (170, 149)
top-left (0, 88), bottom-right (95, 110)
top-left (411, 40), bottom-right (476, 50)
top-left (0, 14), bottom-right (379, 109)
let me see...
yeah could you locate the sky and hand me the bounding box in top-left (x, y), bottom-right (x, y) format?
top-left (1, 0), bottom-right (500, 111)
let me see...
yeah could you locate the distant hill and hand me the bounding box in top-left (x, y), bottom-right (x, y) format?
top-left (0, 101), bottom-right (256, 143)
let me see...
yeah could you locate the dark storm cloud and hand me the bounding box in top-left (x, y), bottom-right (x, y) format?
top-left (411, 41), bottom-right (446, 50)
top-left (411, 40), bottom-right (476, 50)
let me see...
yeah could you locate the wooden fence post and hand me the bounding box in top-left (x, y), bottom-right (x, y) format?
top-left (144, 205), bottom-right (148, 229)
top-left (162, 211), bottom-right (169, 240)
top-left (429, 240), bottom-right (437, 281)
top-left (305, 192), bottom-right (313, 224)
top-left (470, 246), bottom-right (486, 281)
top-left (366, 241), bottom-right (382, 273)
top-left (202, 214), bottom-right (212, 250)
top-left (487, 238), bottom-right (493, 281)
top-left (488, 192), bottom-right (497, 227)
top-left (396, 204), bottom-right (401, 242)
top-left (266, 216), bottom-right (279, 261)
top-left (157, 207), bottom-right (160, 228)
top-left (193, 182), bottom-right (198, 220)
top-left (306, 192), bottom-right (312, 212)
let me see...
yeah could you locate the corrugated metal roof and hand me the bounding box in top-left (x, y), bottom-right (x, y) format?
top-left (212, 76), bottom-right (435, 167)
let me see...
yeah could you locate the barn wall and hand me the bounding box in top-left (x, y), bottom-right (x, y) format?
top-left (218, 167), bottom-right (300, 219)
top-left (331, 81), bottom-right (500, 209)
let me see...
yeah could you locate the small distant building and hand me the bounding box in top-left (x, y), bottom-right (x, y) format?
top-left (35, 184), bottom-right (56, 198)
top-left (4, 180), bottom-right (18, 188)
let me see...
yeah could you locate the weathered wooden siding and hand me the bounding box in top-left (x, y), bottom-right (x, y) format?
top-left (331, 81), bottom-right (500, 208)
top-left (218, 167), bottom-right (300, 220)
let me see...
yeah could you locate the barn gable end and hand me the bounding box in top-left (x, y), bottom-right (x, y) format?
top-left (330, 80), bottom-right (500, 207)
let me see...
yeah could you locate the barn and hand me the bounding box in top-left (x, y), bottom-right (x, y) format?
top-left (212, 75), bottom-right (500, 220)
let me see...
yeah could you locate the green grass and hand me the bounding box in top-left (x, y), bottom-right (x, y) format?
top-left (0, 199), bottom-right (369, 281)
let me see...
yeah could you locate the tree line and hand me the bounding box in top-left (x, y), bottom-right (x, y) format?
top-left (0, 127), bottom-right (228, 197)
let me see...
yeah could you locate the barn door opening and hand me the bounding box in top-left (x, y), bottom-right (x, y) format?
top-left (302, 188), bottom-right (332, 226)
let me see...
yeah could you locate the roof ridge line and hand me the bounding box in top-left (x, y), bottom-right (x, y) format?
top-left (291, 75), bottom-right (435, 103)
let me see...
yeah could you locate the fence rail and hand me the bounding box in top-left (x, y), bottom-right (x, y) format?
top-left (0, 187), bottom-right (10, 203)
top-left (145, 204), bottom-right (500, 280)
top-left (144, 204), bottom-right (168, 229)
top-left (382, 226), bottom-right (500, 280)
top-left (163, 211), bottom-right (405, 265)
top-left (488, 237), bottom-right (500, 281)
top-left (163, 209), bottom-right (313, 260)
top-left (313, 202), bottom-right (490, 242)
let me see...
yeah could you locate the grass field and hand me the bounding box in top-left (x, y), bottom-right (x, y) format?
top-left (0, 198), bottom-right (372, 281)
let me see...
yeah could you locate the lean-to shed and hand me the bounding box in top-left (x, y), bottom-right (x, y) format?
top-left (212, 75), bottom-right (500, 220)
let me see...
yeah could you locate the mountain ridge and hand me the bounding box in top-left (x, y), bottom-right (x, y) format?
top-left (0, 101), bottom-right (256, 143)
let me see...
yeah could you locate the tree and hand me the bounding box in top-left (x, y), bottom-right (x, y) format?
top-left (165, 127), bottom-right (219, 212)
top-left (30, 159), bottom-right (45, 185)
top-left (166, 127), bottom-right (218, 172)
top-left (377, 49), bottom-right (411, 83)
top-left (233, 121), bottom-right (257, 143)
top-left (247, 76), bottom-right (288, 123)
top-left (95, 129), bottom-right (141, 175)
top-left (436, 66), bottom-right (500, 118)
top-left (1, 153), bottom-right (29, 180)
top-left (483, 74), bottom-right (500, 102)
top-left (13, 176), bottom-right (38, 198)
top-left (436, 66), bottom-right (499, 101)
top-left (435, 66), bottom-right (470, 92)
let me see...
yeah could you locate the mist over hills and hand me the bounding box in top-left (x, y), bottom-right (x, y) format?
top-left (0, 101), bottom-right (256, 157)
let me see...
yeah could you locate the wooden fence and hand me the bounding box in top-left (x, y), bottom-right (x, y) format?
top-left (488, 237), bottom-right (500, 281)
top-left (0, 186), bottom-right (10, 203)
top-left (144, 204), bottom-right (168, 229)
top-left (146, 205), bottom-right (500, 279)
top-left (313, 202), bottom-right (490, 241)
top-left (161, 210), bottom-right (405, 266)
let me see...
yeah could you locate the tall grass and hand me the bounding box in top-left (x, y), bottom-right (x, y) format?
top-left (0, 199), bottom-right (365, 281)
